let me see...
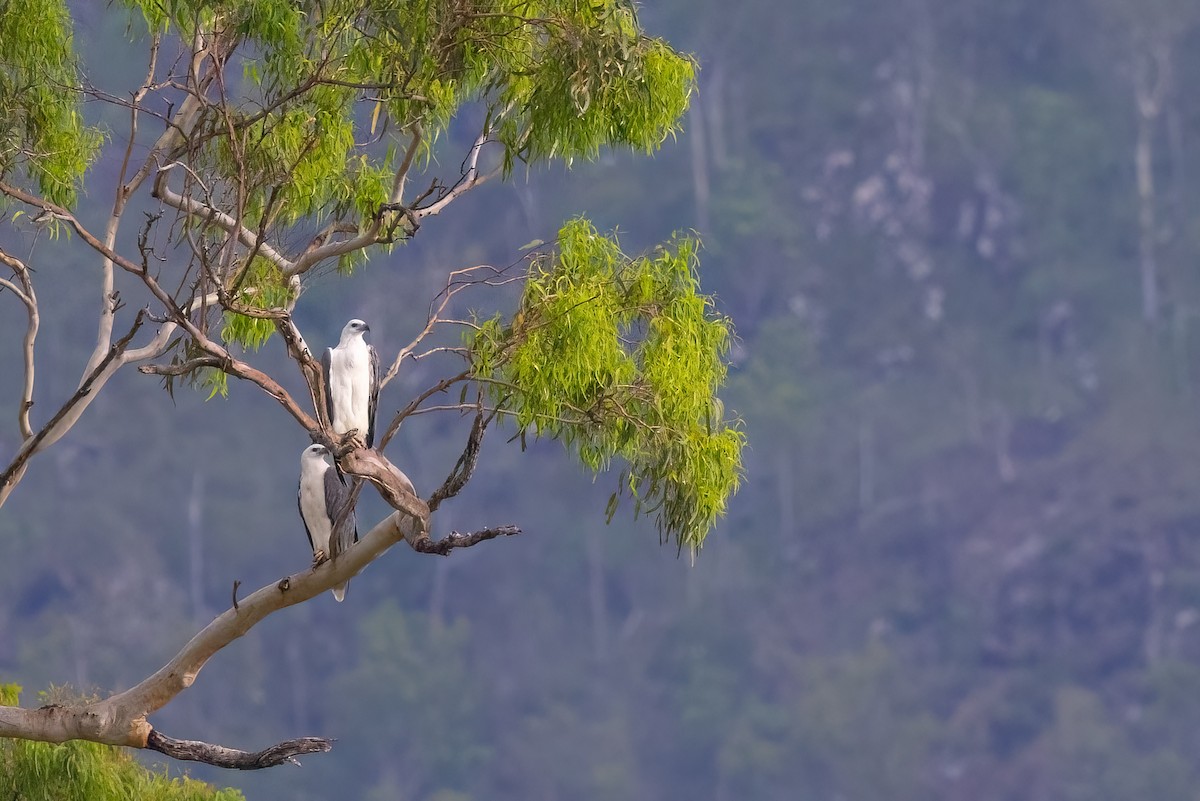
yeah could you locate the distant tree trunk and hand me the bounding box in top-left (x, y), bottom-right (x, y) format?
top-left (775, 448), bottom-right (796, 539)
top-left (285, 634), bottom-right (310, 733)
top-left (903, 0), bottom-right (934, 170)
top-left (963, 368), bottom-right (983, 443)
top-left (688, 94), bottom-right (711, 233)
top-left (1132, 38), bottom-right (1171, 324)
top-left (68, 617), bottom-right (88, 689)
top-left (586, 533), bottom-right (609, 662)
top-left (706, 61), bottom-right (730, 171)
top-left (858, 418), bottom-right (875, 515)
top-left (990, 403), bottom-right (1016, 483)
top-left (187, 469), bottom-right (207, 624)
top-left (429, 557), bottom-right (449, 628)
top-left (1141, 534), bottom-right (1168, 667)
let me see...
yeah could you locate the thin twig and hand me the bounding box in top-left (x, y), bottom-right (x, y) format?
top-left (378, 369), bottom-right (472, 450)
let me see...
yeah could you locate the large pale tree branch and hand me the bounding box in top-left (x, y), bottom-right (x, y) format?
top-left (0, 475), bottom-right (519, 768)
top-left (0, 507), bottom-right (421, 754)
top-left (391, 124), bottom-right (423, 206)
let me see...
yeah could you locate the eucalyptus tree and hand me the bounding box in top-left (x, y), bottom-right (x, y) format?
top-left (0, 0), bottom-right (741, 770)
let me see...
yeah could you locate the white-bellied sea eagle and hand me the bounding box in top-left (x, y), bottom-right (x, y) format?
top-left (298, 444), bottom-right (358, 602)
top-left (322, 319), bottom-right (379, 448)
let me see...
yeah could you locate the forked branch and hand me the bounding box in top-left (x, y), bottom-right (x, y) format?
top-left (0, 312), bottom-right (149, 507)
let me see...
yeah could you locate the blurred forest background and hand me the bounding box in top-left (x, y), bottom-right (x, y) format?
top-left (6, 0), bottom-right (1200, 799)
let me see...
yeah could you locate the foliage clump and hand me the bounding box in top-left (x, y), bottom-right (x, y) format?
top-left (0, 0), bottom-right (101, 207)
top-left (471, 219), bottom-right (743, 550)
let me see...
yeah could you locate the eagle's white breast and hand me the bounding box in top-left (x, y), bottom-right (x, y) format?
top-left (298, 459), bottom-right (333, 555)
top-left (328, 337), bottom-right (371, 438)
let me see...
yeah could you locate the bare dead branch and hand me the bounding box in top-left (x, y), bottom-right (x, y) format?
top-left (138, 357), bottom-right (223, 377)
top-left (208, 349), bottom-right (319, 430)
top-left (339, 447), bottom-right (424, 521)
top-left (410, 524), bottom-right (522, 555)
top-left (381, 262), bottom-right (518, 389)
top-left (146, 729), bottom-right (332, 769)
top-left (273, 314), bottom-right (332, 431)
top-left (381, 304), bottom-right (446, 390)
top-left (427, 406), bottom-right (488, 513)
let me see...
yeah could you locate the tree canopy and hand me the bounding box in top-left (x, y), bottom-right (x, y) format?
top-left (0, 0), bottom-right (740, 776)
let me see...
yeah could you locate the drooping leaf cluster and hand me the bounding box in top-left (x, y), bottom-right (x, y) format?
top-left (470, 219), bottom-right (743, 550)
top-left (0, 684), bottom-right (243, 801)
top-left (0, 0), bottom-right (101, 207)
top-left (219, 256), bottom-right (296, 349)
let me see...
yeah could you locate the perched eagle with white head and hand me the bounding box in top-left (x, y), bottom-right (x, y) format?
top-left (322, 319), bottom-right (379, 448)
top-left (297, 444), bottom-right (358, 602)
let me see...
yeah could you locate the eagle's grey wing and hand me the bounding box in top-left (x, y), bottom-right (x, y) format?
top-left (320, 347), bottom-right (334, 428)
top-left (298, 483), bottom-right (315, 553)
top-left (367, 344), bottom-right (379, 448)
top-left (324, 465), bottom-right (355, 602)
top-left (324, 464), bottom-right (356, 559)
